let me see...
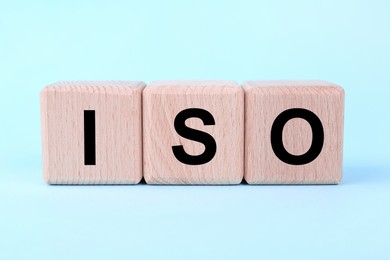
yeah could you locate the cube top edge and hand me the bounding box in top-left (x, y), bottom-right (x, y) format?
top-left (149, 80), bottom-right (238, 87)
top-left (145, 80), bottom-right (242, 95)
top-left (242, 80), bottom-right (344, 96)
top-left (41, 80), bottom-right (146, 95)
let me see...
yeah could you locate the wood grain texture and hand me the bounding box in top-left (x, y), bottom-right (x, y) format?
top-left (243, 80), bottom-right (344, 184)
top-left (40, 81), bottom-right (145, 184)
top-left (143, 80), bottom-right (244, 184)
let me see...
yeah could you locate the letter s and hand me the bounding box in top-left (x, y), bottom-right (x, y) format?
top-left (172, 108), bottom-right (217, 165)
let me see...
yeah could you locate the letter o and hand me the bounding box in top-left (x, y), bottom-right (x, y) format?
top-left (270, 108), bottom-right (324, 165)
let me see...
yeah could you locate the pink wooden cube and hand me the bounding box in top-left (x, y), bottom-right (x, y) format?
top-left (143, 80), bottom-right (244, 184)
top-left (40, 81), bottom-right (145, 184)
top-left (243, 80), bottom-right (344, 184)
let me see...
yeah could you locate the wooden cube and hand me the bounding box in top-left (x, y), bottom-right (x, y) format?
top-left (143, 81), bottom-right (244, 184)
top-left (40, 81), bottom-right (145, 184)
top-left (243, 81), bottom-right (344, 184)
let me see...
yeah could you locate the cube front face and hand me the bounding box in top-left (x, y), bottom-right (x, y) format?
top-left (244, 81), bottom-right (344, 184)
top-left (143, 81), bottom-right (244, 184)
top-left (41, 81), bottom-right (144, 184)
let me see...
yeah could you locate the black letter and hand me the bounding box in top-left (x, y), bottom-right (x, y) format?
top-left (84, 110), bottom-right (96, 165)
top-left (271, 108), bottom-right (324, 165)
top-left (172, 108), bottom-right (217, 165)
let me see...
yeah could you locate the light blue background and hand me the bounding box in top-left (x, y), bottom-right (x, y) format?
top-left (0, 0), bottom-right (389, 259)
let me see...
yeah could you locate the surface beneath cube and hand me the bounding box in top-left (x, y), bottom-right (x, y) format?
top-left (40, 81), bottom-right (144, 184)
top-left (243, 80), bottom-right (344, 184)
top-left (143, 80), bottom-right (244, 184)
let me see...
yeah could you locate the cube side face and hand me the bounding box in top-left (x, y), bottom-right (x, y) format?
top-left (40, 82), bottom-right (144, 184)
top-left (244, 82), bottom-right (344, 184)
top-left (143, 83), bottom-right (244, 184)
top-left (40, 90), bottom-right (50, 182)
